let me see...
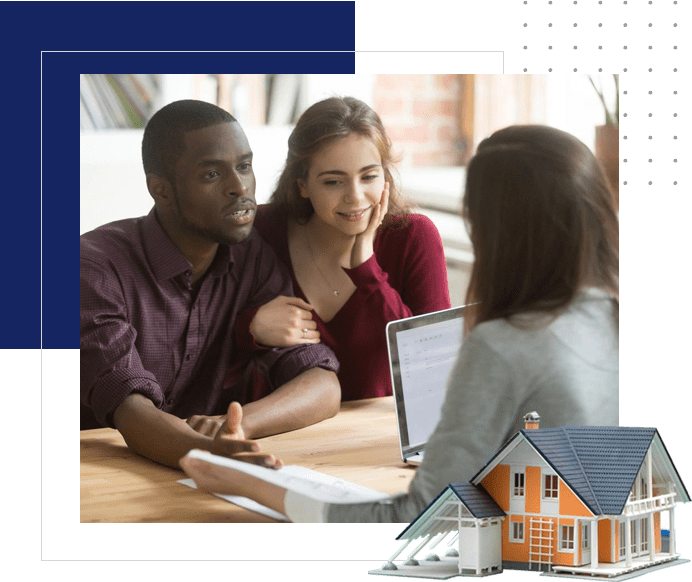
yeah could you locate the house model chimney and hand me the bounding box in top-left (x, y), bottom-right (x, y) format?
top-left (524, 411), bottom-right (540, 430)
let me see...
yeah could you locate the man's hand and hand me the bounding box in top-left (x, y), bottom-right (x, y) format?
top-left (186, 413), bottom-right (225, 437)
top-left (112, 394), bottom-right (281, 469)
top-left (209, 402), bottom-right (282, 468)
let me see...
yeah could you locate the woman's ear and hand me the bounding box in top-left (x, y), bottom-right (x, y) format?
top-left (297, 178), bottom-right (309, 199)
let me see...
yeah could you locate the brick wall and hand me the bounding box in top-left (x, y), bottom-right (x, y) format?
top-left (373, 74), bottom-right (463, 167)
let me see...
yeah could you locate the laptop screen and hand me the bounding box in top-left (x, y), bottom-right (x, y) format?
top-left (386, 306), bottom-right (466, 458)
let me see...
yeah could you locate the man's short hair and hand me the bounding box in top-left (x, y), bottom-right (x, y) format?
top-left (142, 99), bottom-right (237, 182)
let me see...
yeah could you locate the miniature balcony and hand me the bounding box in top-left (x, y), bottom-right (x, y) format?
top-left (623, 493), bottom-right (677, 517)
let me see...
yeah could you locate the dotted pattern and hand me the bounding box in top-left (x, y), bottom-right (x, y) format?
top-left (515, 1), bottom-right (684, 192)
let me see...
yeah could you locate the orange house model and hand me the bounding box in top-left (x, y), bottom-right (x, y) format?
top-left (371, 413), bottom-right (689, 579)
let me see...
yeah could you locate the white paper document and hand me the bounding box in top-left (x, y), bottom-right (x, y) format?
top-left (179, 449), bottom-right (390, 519)
top-left (178, 477), bottom-right (289, 520)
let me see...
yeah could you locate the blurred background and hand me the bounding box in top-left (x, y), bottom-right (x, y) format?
top-left (80, 74), bottom-right (619, 305)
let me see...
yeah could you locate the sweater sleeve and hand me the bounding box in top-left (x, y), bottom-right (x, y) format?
top-left (342, 214), bottom-right (451, 323)
top-left (406, 329), bottom-right (520, 503)
top-left (283, 490), bottom-right (330, 522)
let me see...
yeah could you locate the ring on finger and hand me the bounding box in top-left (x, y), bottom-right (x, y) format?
top-left (302, 328), bottom-right (309, 338)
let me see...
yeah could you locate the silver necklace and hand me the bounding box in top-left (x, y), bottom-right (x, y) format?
top-left (304, 227), bottom-right (341, 297)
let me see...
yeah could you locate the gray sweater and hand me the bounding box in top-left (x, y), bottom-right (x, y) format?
top-left (324, 288), bottom-right (618, 523)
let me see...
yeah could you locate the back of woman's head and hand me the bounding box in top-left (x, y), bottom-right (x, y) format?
top-left (271, 96), bottom-right (407, 223)
top-left (463, 124), bottom-right (618, 329)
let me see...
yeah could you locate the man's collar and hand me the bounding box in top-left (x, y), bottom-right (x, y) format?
top-left (142, 209), bottom-right (237, 282)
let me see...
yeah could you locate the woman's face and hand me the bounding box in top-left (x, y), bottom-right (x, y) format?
top-left (299, 134), bottom-right (385, 235)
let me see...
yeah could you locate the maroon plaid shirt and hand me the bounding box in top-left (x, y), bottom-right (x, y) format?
top-left (80, 209), bottom-right (339, 428)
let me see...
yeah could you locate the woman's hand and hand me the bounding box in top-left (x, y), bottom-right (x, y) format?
top-left (180, 446), bottom-right (288, 516)
top-left (350, 182), bottom-right (389, 269)
top-left (180, 453), bottom-right (252, 496)
top-left (249, 295), bottom-right (320, 347)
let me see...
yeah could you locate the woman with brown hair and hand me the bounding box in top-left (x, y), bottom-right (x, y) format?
top-left (244, 96), bottom-right (451, 401)
top-left (461, 124), bottom-right (618, 333)
top-left (182, 124), bottom-right (619, 523)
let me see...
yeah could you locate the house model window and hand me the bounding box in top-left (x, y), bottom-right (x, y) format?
top-left (511, 522), bottom-right (525, 543)
top-left (512, 472), bottom-right (525, 497)
top-left (560, 525), bottom-right (575, 551)
top-left (543, 474), bottom-right (558, 499)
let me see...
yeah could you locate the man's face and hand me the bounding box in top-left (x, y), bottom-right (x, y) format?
top-left (170, 121), bottom-right (257, 246)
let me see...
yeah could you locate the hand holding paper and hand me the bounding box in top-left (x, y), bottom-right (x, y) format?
top-left (180, 448), bottom-right (389, 518)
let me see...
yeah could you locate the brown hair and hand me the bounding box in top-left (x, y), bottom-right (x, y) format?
top-left (462, 125), bottom-right (619, 331)
top-left (270, 96), bottom-right (411, 225)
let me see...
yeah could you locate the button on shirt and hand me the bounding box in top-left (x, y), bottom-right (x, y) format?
top-left (80, 209), bottom-right (339, 428)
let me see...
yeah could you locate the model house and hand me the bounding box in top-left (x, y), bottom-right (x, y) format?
top-left (371, 413), bottom-right (689, 579)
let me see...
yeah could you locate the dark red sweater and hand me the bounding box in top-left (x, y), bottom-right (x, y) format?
top-left (252, 205), bottom-right (451, 401)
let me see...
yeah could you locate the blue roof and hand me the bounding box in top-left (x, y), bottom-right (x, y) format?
top-left (472, 425), bottom-right (690, 515)
top-left (449, 483), bottom-right (506, 518)
top-left (521, 426), bottom-right (658, 515)
top-left (396, 483), bottom-right (505, 541)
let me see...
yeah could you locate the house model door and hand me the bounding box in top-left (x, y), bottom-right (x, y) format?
top-left (580, 523), bottom-right (591, 564)
top-left (459, 524), bottom-right (478, 569)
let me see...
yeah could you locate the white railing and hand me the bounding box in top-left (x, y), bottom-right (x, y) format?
top-left (623, 493), bottom-right (676, 516)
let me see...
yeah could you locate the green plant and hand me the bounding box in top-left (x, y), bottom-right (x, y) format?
top-left (589, 74), bottom-right (619, 126)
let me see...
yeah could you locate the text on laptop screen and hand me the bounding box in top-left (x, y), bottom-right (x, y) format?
top-left (396, 316), bottom-right (463, 447)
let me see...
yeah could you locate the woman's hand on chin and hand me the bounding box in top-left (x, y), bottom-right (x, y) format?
top-left (350, 182), bottom-right (389, 268)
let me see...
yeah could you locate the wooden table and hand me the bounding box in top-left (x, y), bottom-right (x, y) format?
top-left (80, 396), bottom-right (415, 523)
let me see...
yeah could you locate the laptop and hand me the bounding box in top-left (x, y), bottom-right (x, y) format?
top-left (386, 305), bottom-right (467, 465)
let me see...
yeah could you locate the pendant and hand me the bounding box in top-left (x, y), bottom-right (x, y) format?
top-left (333, 290), bottom-right (340, 296)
